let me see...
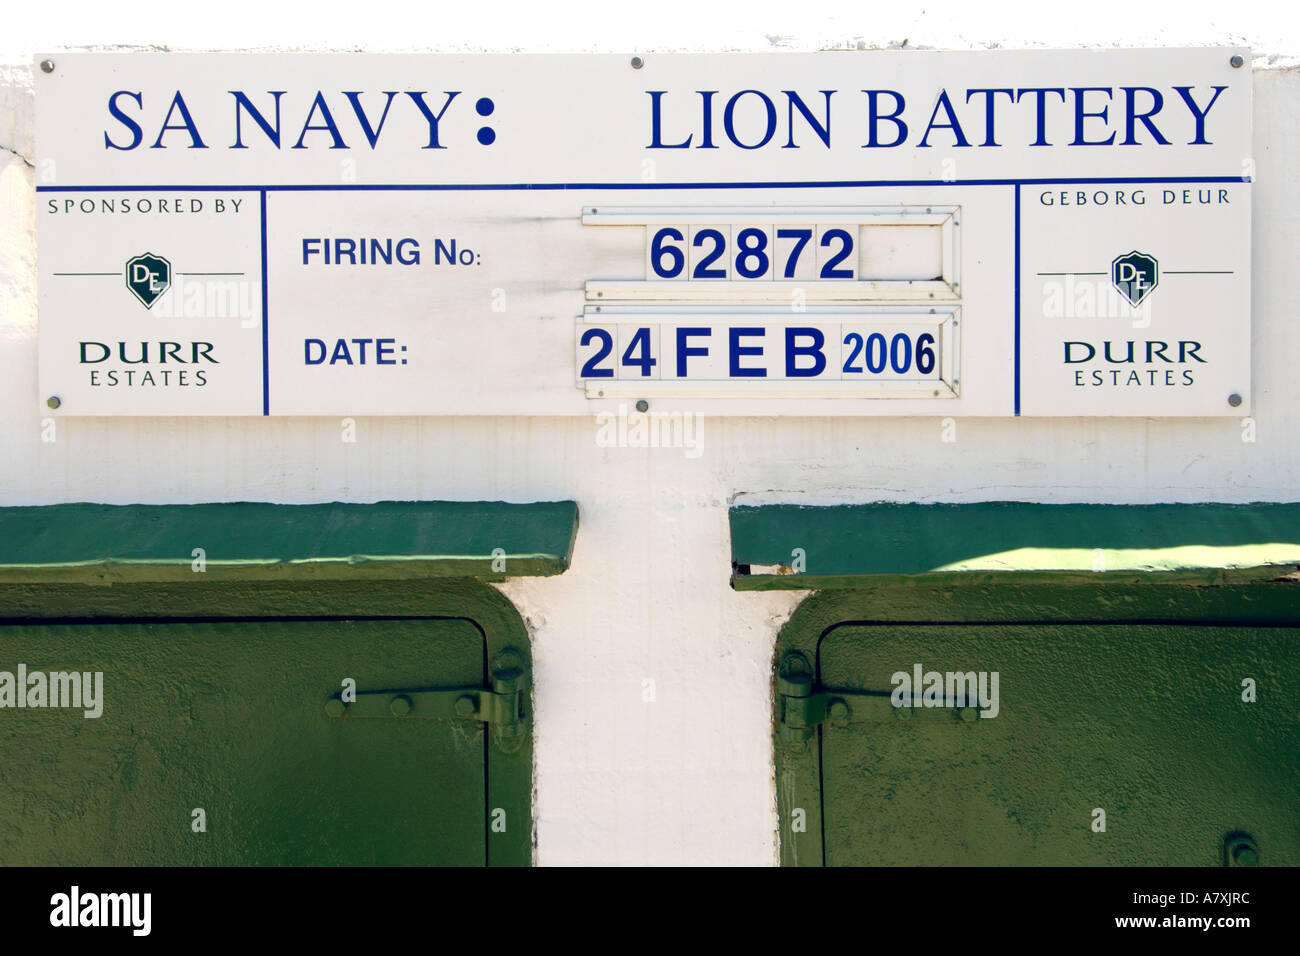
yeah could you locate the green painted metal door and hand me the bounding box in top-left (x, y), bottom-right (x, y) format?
top-left (818, 625), bottom-right (1300, 866)
top-left (0, 618), bottom-right (489, 865)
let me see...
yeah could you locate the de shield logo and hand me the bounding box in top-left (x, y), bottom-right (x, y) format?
top-left (125, 252), bottom-right (171, 309)
top-left (1111, 250), bottom-right (1158, 307)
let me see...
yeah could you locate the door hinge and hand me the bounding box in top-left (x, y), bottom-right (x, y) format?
top-left (324, 648), bottom-right (527, 743)
top-left (777, 652), bottom-right (984, 745)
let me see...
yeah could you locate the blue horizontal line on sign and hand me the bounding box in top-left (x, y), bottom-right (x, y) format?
top-left (35, 176), bottom-right (1250, 193)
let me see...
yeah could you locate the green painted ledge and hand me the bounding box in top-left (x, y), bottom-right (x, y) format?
top-left (0, 500), bottom-right (578, 585)
top-left (730, 502), bottom-right (1300, 590)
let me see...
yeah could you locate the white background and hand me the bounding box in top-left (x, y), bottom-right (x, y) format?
top-left (3, 1), bottom-right (1299, 864)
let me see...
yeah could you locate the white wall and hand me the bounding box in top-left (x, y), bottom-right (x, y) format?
top-left (3, 1), bottom-right (1298, 865)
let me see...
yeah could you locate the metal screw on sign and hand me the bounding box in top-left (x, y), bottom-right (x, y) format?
top-left (40, 60), bottom-right (55, 74)
top-left (630, 56), bottom-right (644, 70)
top-left (1228, 393), bottom-right (1243, 407)
top-left (1230, 55), bottom-right (1245, 68)
top-left (635, 399), bottom-right (649, 413)
top-left (46, 396), bottom-right (61, 409)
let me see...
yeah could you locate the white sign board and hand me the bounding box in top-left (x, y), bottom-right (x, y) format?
top-left (35, 50), bottom-right (1251, 416)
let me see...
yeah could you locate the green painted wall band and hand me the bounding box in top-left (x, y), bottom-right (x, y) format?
top-left (731, 502), bottom-right (1300, 589)
top-left (0, 500), bottom-right (579, 583)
